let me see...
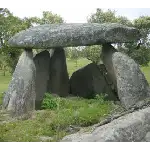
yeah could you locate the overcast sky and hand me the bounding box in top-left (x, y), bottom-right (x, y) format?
top-left (8, 8), bottom-right (150, 23)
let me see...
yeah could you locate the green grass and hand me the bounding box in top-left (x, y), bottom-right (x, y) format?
top-left (0, 96), bottom-right (118, 142)
top-left (0, 70), bottom-right (11, 105)
top-left (67, 58), bottom-right (91, 77)
top-left (0, 58), bottom-right (150, 142)
top-left (141, 63), bottom-right (150, 84)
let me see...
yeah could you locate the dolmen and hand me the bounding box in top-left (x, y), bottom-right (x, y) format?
top-left (3, 23), bottom-right (150, 117)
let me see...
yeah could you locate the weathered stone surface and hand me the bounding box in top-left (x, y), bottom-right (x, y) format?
top-left (47, 48), bottom-right (69, 97)
top-left (101, 44), bottom-right (118, 91)
top-left (61, 107), bottom-right (150, 142)
top-left (3, 49), bottom-right (36, 117)
top-left (69, 63), bottom-right (117, 100)
top-left (112, 52), bottom-right (150, 109)
top-left (145, 132), bottom-right (150, 142)
top-left (34, 50), bottom-right (50, 109)
top-left (8, 23), bottom-right (140, 49)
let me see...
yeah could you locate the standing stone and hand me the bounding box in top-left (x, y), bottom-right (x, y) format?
top-left (48, 48), bottom-right (69, 97)
top-left (101, 44), bottom-right (118, 91)
top-left (34, 50), bottom-right (50, 109)
top-left (69, 63), bottom-right (117, 100)
top-left (112, 52), bottom-right (150, 109)
top-left (3, 49), bottom-right (36, 117)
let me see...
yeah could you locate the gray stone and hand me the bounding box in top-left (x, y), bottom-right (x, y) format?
top-left (101, 44), bottom-right (118, 91)
top-left (3, 49), bottom-right (36, 117)
top-left (61, 107), bottom-right (150, 142)
top-left (69, 63), bottom-right (117, 100)
top-left (112, 52), bottom-right (150, 109)
top-left (8, 23), bottom-right (140, 49)
top-left (145, 132), bottom-right (150, 142)
top-left (34, 50), bottom-right (50, 109)
top-left (48, 47), bottom-right (69, 97)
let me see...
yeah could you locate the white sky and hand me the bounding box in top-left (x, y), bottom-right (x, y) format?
top-left (7, 8), bottom-right (150, 23)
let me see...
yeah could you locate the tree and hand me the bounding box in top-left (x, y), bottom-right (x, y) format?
top-left (0, 9), bottom-right (64, 73)
top-left (121, 16), bottom-right (150, 66)
top-left (0, 53), bottom-right (8, 76)
top-left (81, 45), bottom-right (102, 64)
top-left (27, 11), bottom-right (64, 25)
top-left (66, 47), bottom-right (80, 67)
top-left (87, 9), bottom-right (150, 66)
top-left (0, 8), bottom-right (32, 72)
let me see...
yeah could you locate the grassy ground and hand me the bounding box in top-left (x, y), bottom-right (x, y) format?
top-left (0, 71), bottom-right (11, 105)
top-left (141, 64), bottom-right (150, 83)
top-left (0, 58), bottom-right (150, 142)
top-left (67, 58), bottom-right (91, 76)
top-left (0, 95), bottom-right (121, 142)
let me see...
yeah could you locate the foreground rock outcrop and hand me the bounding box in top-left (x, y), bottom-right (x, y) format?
top-left (3, 49), bottom-right (36, 117)
top-left (69, 63), bottom-right (117, 100)
top-left (61, 106), bottom-right (150, 142)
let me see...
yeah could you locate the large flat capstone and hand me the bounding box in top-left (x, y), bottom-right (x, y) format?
top-left (8, 23), bottom-right (140, 49)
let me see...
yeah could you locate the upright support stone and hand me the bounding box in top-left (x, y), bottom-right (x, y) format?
top-left (3, 49), bottom-right (36, 117)
top-left (48, 48), bottom-right (69, 97)
top-left (101, 43), bottom-right (150, 109)
top-left (34, 50), bottom-right (50, 109)
top-left (112, 52), bottom-right (150, 109)
top-left (101, 44), bottom-right (117, 91)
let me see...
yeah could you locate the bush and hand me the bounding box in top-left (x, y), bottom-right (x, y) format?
top-left (94, 94), bottom-right (108, 103)
top-left (41, 93), bottom-right (58, 110)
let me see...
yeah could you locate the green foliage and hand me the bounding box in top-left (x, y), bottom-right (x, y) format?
top-left (81, 45), bottom-right (102, 64)
top-left (0, 96), bottom-right (116, 141)
top-left (94, 94), bottom-right (108, 103)
top-left (0, 93), bottom-right (3, 105)
top-left (0, 9), bottom-right (64, 72)
top-left (0, 9), bottom-right (30, 72)
top-left (41, 93), bottom-right (58, 110)
top-left (27, 11), bottom-right (64, 25)
top-left (119, 43), bottom-right (150, 66)
top-left (88, 9), bottom-right (150, 66)
top-left (88, 8), bottom-right (132, 26)
top-left (67, 58), bottom-right (91, 76)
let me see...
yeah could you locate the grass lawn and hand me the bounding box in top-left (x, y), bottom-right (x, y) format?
top-left (0, 58), bottom-right (150, 142)
top-left (67, 58), bottom-right (91, 76)
top-left (0, 71), bottom-right (11, 105)
top-left (0, 95), bottom-right (120, 142)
